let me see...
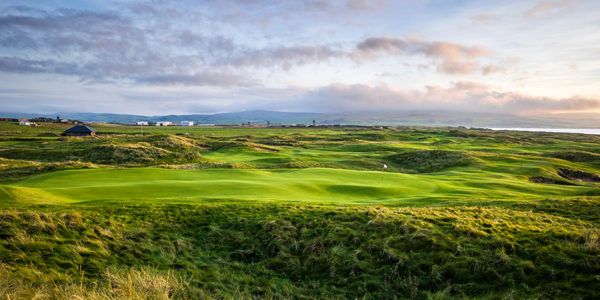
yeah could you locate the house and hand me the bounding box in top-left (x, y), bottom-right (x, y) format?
top-left (136, 121), bottom-right (149, 126)
top-left (155, 121), bottom-right (172, 126)
top-left (180, 121), bottom-right (194, 126)
top-left (62, 124), bottom-right (96, 136)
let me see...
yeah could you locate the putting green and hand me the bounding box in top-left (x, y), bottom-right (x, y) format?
top-left (2, 167), bottom-right (593, 205)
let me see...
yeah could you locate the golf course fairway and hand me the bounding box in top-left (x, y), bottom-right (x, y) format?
top-left (4, 167), bottom-right (593, 205)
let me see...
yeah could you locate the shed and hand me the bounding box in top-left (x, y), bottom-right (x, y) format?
top-left (62, 125), bottom-right (96, 136)
top-left (156, 121), bottom-right (172, 127)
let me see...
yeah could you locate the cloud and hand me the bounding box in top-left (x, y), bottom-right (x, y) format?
top-left (3, 78), bottom-right (598, 116)
top-left (0, 3), bottom-right (508, 86)
top-left (523, 0), bottom-right (582, 18)
top-left (296, 81), bottom-right (600, 114)
top-left (0, 5), bottom-right (352, 85)
top-left (353, 36), bottom-right (497, 75)
top-left (346, 0), bottom-right (387, 11)
top-left (0, 2), bottom-right (518, 90)
top-left (0, 57), bottom-right (81, 75)
top-left (135, 72), bottom-right (254, 87)
top-left (0, 6), bottom-right (247, 86)
top-left (481, 65), bottom-right (506, 75)
top-left (469, 14), bottom-right (500, 24)
top-left (226, 45), bottom-right (344, 69)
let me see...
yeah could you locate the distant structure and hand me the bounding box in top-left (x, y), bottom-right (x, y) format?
top-left (29, 117), bottom-right (55, 123)
top-left (136, 121), bottom-right (149, 126)
top-left (155, 121), bottom-right (172, 126)
top-left (180, 121), bottom-right (194, 126)
top-left (0, 118), bottom-right (18, 122)
top-left (18, 119), bottom-right (36, 126)
top-left (197, 123), bottom-right (215, 127)
top-left (62, 124), bottom-right (96, 136)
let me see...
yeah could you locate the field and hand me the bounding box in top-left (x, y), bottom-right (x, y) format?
top-left (0, 121), bottom-right (599, 299)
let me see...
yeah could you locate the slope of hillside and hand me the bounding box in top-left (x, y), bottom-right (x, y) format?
top-left (0, 123), bottom-right (599, 299)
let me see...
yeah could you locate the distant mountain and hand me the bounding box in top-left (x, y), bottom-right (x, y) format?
top-left (1, 110), bottom-right (598, 128)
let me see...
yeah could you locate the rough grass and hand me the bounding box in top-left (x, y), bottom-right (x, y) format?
top-left (557, 168), bottom-right (600, 183)
top-left (546, 150), bottom-right (600, 162)
top-left (0, 158), bottom-right (98, 184)
top-left (386, 150), bottom-right (473, 173)
top-left (84, 143), bottom-right (174, 163)
top-left (0, 265), bottom-right (189, 299)
top-left (0, 201), bottom-right (598, 299)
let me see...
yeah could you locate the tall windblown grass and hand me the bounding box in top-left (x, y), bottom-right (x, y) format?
top-left (0, 265), bottom-right (188, 300)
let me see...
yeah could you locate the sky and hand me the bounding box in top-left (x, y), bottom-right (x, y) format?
top-left (0, 0), bottom-right (598, 115)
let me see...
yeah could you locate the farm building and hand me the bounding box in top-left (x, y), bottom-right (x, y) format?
top-left (62, 125), bottom-right (96, 136)
top-left (180, 121), bottom-right (194, 126)
top-left (156, 121), bottom-right (172, 126)
top-left (136, 121), bottom-right (149, 126)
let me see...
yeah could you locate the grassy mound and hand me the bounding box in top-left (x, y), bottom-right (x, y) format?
top-left (387, 150), bottom-right (472, 173)
top-left (81, 141), bottom-right (206, 165)
top-left (558, 168), bottom-right (600, 183)
top-left (146, 134), bottom-right (209, 150)
top-left (546, 150), bottom-right (600, 162)
top-left (83, 144), bottom-right (173, 164)
top-left (0, 158), bottom-right (97, 183)
top-left (0, 201), bottom-right (598, 299)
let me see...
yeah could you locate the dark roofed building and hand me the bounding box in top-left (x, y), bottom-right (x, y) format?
top-left (62, 125), bottom-right (96, 137)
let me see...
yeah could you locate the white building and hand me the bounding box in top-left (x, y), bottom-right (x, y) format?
top-left (156, 121), bottom-right (172, 126)
top-left (180, 121), bottom-right (194, 126)
top-left (136, 121), bottom-right (149, 126)
top-left (19, 120), bottom-right (34, 126)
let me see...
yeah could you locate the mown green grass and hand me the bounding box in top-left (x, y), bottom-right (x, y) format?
top-left (2, 167), bottom-right (594, 206)
top-left (0, 122), bottom-right (599, 298)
